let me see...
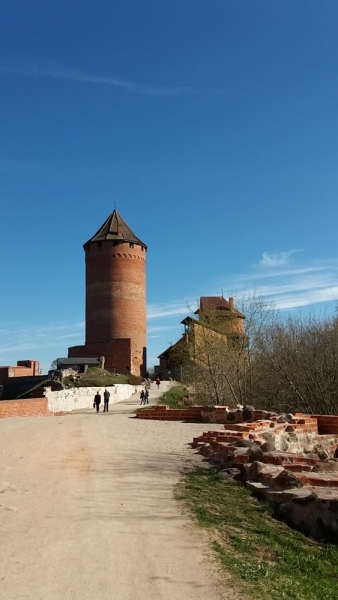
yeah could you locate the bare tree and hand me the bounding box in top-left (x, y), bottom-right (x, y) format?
top-left (253, 312), bottom-right (338, 414)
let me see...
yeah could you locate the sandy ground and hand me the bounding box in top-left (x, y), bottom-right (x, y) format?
top-left (0, 382), bottom-right (240, 600)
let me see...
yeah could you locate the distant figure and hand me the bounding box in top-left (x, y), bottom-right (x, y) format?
top-left (103, 388), bottom-right (110, 412)
top-left (145, 388), bottom-right (149, 404)
top-left (140, 390), bottom-right (145, 405)
top-left (156, 378), bottom-right (161, 390)
top-left (93, 392), bottom-right (101, 412)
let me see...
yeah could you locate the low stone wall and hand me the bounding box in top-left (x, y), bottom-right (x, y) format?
top-left (45, 384), bottom-right (142, 413)
top-left (0, 398), bottom-right (50, 419)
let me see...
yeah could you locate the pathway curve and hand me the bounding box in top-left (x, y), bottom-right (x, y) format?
top-left (0, 382), bottom-right (240, 599)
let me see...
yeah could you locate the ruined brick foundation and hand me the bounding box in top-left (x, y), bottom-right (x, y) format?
top-left (137, 405), bottom-right (338, 542)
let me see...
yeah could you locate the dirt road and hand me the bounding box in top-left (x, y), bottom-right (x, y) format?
top-left (0, 383), bottom-right (237, 599)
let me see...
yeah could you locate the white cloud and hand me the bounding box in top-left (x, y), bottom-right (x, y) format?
top-left (0, 343), bottom-right (38, 355)
top-left (147, 325), bottom-right (177, 333)
top-left (0, 60), bottom-right (192, 96)
top-left (218, 255), bottom-right (338, 311)
top-left (260, 249), bottom-right (300, 267)
top-left (0, 321), bottom-right (85, 356)
top-left (147, 299), bottom-right (197, 319)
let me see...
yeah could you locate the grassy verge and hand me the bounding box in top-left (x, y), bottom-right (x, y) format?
top-left (176, 467), bottom-right (338, 600)
top-left (158, 385), bottom-right (186, 408)
top-left (62, 368), bottom-right (143, 388)
top-left (77, 372), bottom-right (129, 386)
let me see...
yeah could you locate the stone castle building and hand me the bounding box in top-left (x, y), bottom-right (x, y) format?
top-left (68, 209), bottom-right (147, 376)
top-left (157, 296), bottom-right (246, 378)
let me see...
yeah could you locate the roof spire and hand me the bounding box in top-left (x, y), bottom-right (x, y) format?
top-left (84, 208), bottom-right (147, 248)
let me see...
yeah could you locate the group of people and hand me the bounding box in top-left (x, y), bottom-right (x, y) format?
top-left (140, 378), bottom-right (161, 404)
top-left (93, 388), bottom-right (110, 412)
top-left (93, 378), bottom-right (162, 412)
top-left (140, 388), bottom-right (149, 405)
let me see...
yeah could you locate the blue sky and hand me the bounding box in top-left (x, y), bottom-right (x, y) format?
top-left (1, 1), bottom-right (338, 372)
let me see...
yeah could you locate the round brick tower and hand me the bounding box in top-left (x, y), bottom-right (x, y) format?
top-left (69, 209), bottom-right (147, 376)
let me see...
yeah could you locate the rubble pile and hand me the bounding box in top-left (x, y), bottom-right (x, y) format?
top-left (137, 402), bottom-right (338, 540)
top-left (192, 409), bottom-right (338, 542)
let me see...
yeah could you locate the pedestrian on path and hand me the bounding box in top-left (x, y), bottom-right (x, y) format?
top-left (156, 378), bottom-right (161, 390)
top-left (145, 388), bottom-right (149, 404)
top-left (140, 390), bottom-right (145, 405)
top-left (103, 389), bottom-right (110, 412)
top-left (93, 392), bottom-right (101, 412)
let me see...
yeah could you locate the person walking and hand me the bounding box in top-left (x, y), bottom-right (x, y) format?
top-left (156, 378), bottom-right (161, 390)
top-left (103, 388), bottom-right (110, 412)
top-left (145, 388), bottom-right (149, 404)
top-left (93, 391), bottom-right (101, 412)
top-left (140, 390), bottom-right (145, 405)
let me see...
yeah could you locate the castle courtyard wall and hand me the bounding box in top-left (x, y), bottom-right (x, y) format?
top-left (0, 384), bottom-right (142, 418)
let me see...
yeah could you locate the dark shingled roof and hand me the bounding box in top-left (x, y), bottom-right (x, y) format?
top-left (84, 209), bottom-right (147, 248)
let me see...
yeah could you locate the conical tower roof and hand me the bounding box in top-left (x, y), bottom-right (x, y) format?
top-left (84, 209), bottom-right (147, 248)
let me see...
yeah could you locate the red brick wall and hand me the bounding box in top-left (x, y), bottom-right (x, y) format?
top-left (0, 361), bottom-right (40, 384)
top-left (0, 398), bottom-right (51, 419)
top-left (137, 405), bottom-right (203, 421)
top-left (17, 360), bottom-right (40, 376)
top-left (312, 415), bottom-right (338, 435)
top-left (69, 339), bottom-right (132, 374)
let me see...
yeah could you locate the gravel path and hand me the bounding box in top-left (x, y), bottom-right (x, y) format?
top-left (0, 382), bottom-right (240, 599)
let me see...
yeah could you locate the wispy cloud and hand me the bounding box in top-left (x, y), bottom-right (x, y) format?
top-left (0, 60), bottom-right (192, 96)
top-left (0, 321), bottom-right (84, 356)
top-left (260, 249), bottom-right (301, 267)
top-left (147, 325), bottom-right (177, 333)
top-left (147, 299), bottom-right (197, 319)
top-left (218, 252), bottom-right (338, 311)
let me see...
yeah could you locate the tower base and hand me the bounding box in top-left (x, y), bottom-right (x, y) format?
top-left (68, 340), bottom-right (146, 377)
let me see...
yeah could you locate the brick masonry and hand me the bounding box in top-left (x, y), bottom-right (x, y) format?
top-left (136, 407), bottom-right (338, 489)
top-left (0, 398), bottom-right (51, 419)
top-left (69, 238), bottom-right (147, 377)
top-left (193, 420), bottom-right (338, 542)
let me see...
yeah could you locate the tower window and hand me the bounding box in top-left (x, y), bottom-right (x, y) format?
top-left (98, 242), bottom-right (102, 248)
top-left (129, 243), bottom-right (134, 248)
top-left (114, 241), bottom-right (118, 246)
